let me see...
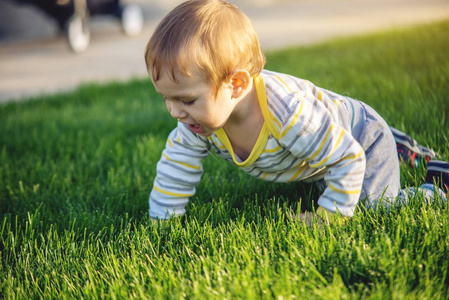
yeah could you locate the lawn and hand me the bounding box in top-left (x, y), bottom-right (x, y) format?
top-left (1, 20), bottom-right (449, 299)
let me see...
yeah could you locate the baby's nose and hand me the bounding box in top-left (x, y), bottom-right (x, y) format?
top-left (167, 101), bottom-right (187, 120)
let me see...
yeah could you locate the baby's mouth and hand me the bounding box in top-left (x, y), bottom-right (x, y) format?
top-left (188, 124), bottom-right (203, 134)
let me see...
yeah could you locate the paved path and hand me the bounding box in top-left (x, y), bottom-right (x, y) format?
top-left (1, 0), bottom-right (448, 102)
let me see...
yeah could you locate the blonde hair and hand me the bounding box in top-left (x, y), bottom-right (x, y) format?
top-left (145, 0), bottom-right (266, 91)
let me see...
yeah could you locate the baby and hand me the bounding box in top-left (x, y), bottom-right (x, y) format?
top-left (144, 0), bottom-right (448, 223)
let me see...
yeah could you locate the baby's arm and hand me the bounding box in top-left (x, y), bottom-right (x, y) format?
top-left (149, 123), bottom-right (210, 219)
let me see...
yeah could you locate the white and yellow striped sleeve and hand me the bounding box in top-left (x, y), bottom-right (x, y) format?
top-left (279, 96), bottom-right (366, 217)
top-left (149, 123), bottom-right (210, 219)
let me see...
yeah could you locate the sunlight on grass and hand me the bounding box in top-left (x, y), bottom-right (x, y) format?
top-left (1, 20), bottom-right (449, 299)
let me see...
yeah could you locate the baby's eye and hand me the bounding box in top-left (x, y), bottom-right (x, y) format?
top-left (183, 100), bottom-right (196, 106)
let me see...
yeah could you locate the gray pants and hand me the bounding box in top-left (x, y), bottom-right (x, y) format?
top-left (346, 99), bottom-right (446, 209)
top-left (346, 98), bottom-right (401, 206)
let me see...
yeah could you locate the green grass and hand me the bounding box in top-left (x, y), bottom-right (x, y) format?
top-left (1, 20), bottom-right (449, 299)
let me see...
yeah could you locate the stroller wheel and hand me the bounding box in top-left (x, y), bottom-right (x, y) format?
top-left (67, 14), bottom-right (90, 53)
top-left (121, 4), bottom-right (144, 36)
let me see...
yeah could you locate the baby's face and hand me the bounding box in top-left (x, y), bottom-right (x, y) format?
top-left (151, 68), bottom-right (236, 137)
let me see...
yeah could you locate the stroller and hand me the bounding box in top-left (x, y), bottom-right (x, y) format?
top-left (15, 0), bottom-right (144, 52)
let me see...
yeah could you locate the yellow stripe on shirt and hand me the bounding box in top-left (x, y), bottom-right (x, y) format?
top-left (163, 153), bottom-right (201, 170)
top-left (287, 161), bottom-right (309, 182)
top-left (154, 186), bottom-right (194, 198)
top-left (328, 182), bottom-right (361, 195)
top-left (334, 149), bottom-right (365, 163)
top-left (279, 100), bottom-right (304, 139)
top-left (274, 75), bottom-right (294, 93)
top-left (269, 110), bottom-right (282, 130)
top-left (310, 128), bottom-right (345, 168)
top-left (263, 144), bottom-right (282, 154)
top-left (309, 124), bottom-right (334, 161)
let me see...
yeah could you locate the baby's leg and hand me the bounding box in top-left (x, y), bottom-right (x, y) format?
top-left (390, 127), bottom-right (438, 167)
top-left (399, 160), bottom-right (448, 204)
top-left (398, 184), bottom-right (447, 206)
top-left (348, 99), bottom-right (401, 210)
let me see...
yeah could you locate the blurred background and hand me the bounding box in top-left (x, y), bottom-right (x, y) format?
top-left (1, 0), bottom-right (448, 102)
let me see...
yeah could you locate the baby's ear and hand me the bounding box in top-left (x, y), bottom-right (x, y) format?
top-left (230, 70), bottom-right (251, 98)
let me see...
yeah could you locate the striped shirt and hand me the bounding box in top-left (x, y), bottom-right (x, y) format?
top-left (149, 69), bottom-right (366, 219)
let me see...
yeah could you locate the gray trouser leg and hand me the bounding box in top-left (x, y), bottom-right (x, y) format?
top-left (348, 99), bottom-right (401, 209)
